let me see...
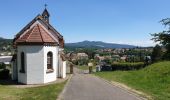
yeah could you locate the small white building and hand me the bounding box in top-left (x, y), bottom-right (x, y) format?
top-left (11, 8), bottom-right (66, 84)
top-left (0, 56), bottom-right (12, 65)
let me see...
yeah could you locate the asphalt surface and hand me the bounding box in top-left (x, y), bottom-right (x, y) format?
top-left (62, 68), bottom-right (143, 100)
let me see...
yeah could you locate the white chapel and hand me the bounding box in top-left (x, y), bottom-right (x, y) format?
top-left (11, 8), bottom-right (66, 84)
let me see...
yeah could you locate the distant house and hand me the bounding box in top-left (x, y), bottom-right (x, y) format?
top-left (11, 8), bottom-right (66, 84)
top-left (95, 55), bottom-right (112, 62)
top-left (77, 53), bottom-right (88, 60)
top-left (0, 56), bottom-right (12, 65)
top-left (113, 49), bottom-right (125, 54)
top-left (98, 56), bottom-right (105, 61)
top-left (120, 56), bottom-right (127, 62)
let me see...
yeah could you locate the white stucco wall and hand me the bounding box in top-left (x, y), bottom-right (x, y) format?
top-left (17, 45), bottom-right (60, 84)
top-left (17, 46), bottom-right (44, 84)
top-left (44, 46), bottom-right (58, 83)
top-left (61, 61), bottom-right (66, 78)
top-left (26, 46), bottom-right (44, 84)
top-left (58, 55), bottom-right (62, 78)
top-left (17, 46), bottom-right (27, 84)
top-left (11, 60), bottom-right (17, 80)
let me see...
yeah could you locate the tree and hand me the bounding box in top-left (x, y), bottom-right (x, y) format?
top-left (151, 45), bottom-right (162, 62)
top-left (77, 58), bottom-right (89, 66)
top-left (81, 48), bottom-right (96, 59)
top-left (152, 18), bottom-right (170, 60)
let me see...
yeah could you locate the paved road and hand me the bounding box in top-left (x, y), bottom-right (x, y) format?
top-left (61, 68), bottom-right (143, 100)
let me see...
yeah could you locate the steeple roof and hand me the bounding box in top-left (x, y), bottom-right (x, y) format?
top-left (42, 8), bottom-right (50, 17)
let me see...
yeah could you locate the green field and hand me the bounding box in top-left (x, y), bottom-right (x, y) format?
top-left (0, 81), bottom-right (67, 100)
top-left (95, 61), bottom-right (170, 100)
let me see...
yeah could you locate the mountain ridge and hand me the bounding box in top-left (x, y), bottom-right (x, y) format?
top-left (0, 37), bottom-right (137, 49)
top-left (65, 40), bottom-right (136, 49)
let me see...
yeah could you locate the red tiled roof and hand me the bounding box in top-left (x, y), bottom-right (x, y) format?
top-left (15, 24), bottom-right (56, 44)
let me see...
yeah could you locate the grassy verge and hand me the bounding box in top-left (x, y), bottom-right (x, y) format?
top-left (95, 61), bottom-right (170, 100)
top-left (0, 80), bottom-right (67, 100)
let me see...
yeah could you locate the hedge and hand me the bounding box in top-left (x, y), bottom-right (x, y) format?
top-left (0, 63), bottom-right (6, 69)
top-left (0, 69), bottom-right (9, 79)
top-left (111, 62), bottom-right (145, 71)
top-left (101, 65), bottom-right (112, 71)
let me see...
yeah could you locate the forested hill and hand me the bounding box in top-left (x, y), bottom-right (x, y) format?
top-left (0, 37), bottom-right (13, 52)
top-left (65, 40), bottom-right (136, 49)
top-left (0, 38), bottom-right (137, 52)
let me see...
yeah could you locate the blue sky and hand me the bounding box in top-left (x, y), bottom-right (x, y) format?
top-left (0, 0), bottom-right (170, 46)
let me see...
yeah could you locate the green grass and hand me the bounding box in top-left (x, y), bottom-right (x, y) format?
top-left (95, 61), bottom-right (170, 100)
top-left (0, 81), bottom-right (67, 100)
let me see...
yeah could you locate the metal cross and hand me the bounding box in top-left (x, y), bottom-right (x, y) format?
top-left (45, 4), bottom-right (47, 9)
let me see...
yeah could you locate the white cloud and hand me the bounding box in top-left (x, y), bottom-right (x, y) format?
top-left (111, 40), bottom-right (157, 47)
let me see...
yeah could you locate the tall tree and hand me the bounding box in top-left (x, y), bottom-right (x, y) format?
top-left (151, 45), bottom-right (162, 62)
top-left (152, 18), bottom-right (170, 60)
top-left (82, 48), bottom-right (96, 59)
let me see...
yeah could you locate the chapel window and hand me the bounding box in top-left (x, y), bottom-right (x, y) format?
top-left (20, 52), bottom-right (25, 73)
top-left (47, 52), bottom-right (53, 70)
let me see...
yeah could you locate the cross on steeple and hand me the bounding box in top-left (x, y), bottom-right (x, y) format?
top-left (44, 4), bottom-right (47, 9)
top-left (42, 4), bottom-right (50, 24)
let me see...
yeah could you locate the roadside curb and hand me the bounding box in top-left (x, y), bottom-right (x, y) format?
top-left (91, 74), bottom-right (152, 100)
top-left (57, 74), bottom-right (73, 100)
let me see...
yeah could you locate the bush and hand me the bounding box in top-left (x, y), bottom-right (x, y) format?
top-left (0, 69), bottom-right (9, 79)
top-left (101, 65), bottom-right (112, 71)
top-left (111, 62), bottom-right (144, 71)
top-left (0, 63), bottom-right (6, 69)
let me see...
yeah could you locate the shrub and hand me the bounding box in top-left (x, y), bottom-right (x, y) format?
top-left (0, 63), bottom-right (6, 69)
top-left (0, 69), bottom-right (9, 79)
top-left (111, 62), bottom-right (144, 71)
top-left (101, 65), bottom-right (112, 71)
